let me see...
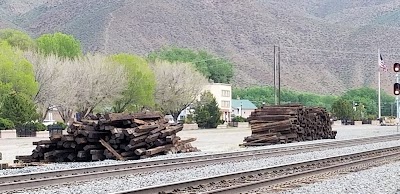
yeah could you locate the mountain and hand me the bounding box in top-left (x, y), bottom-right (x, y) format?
top-left (1, 0), bottom-right (400, 95)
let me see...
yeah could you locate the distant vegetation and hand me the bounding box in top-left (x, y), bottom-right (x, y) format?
top-left (148, 47), bottom-right (234, 84)
top-left (233, 86), bottom-right (395, 119)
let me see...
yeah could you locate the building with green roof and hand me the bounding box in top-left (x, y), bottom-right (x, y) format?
top-left (231, 99), bottom-right (257, 118)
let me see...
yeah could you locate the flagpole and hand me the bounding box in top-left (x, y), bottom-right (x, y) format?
top-left (378, 48), bottom-right (382, 119)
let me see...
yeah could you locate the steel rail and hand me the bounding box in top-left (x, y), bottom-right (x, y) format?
top-left (115, 146), bottom-right (400, 194)
top-left (1, 134), bottom-right (399, 192)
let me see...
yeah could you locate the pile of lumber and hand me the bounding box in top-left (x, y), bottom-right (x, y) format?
top-left (16, 111), bottom-right (199, 163)
top-left (241, 104), bottom-right (337, 147)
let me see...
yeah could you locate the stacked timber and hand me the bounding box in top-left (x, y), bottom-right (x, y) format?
top-left (16, 111), bottom-right (199, 163)
top-left (241, 104), bottom-right (337, 146)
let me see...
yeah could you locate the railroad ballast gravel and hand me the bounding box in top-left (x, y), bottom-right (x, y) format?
top-left (280, 161), bottom-right (400, 194)
top-left (15, 139), bottom-right (400, 194)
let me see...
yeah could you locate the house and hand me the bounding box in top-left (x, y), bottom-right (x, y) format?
top-left (178, 83), bottom-right (232, 122)
top-left (43, 106), bottom-right (64, 126)
top-left (231, 99), bottom-right (257, 119)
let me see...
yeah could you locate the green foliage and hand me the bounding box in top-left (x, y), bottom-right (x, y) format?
top-left (110, 54), bottom-right (156, 112)
top-left (331, 98), bottom-right (354, 120)
top-left (22, 122), bottom-right (46, 131)
top-left (0, 41), bottom-right (38, 99)
top-left (232, 116), bottom-right (247, 122)
top-left (47, 122), bottom-right (67, 130)
top-left (0, 118), bottom-right (15, 130)
top-left (340, 87), bottom-right (394, 117)
top-left (194, 91), bottom-right (222, 128)
top-left (232, 86), bottom-right (336, 111)
top-left (0, 92), bottom-right (39, 127)
top-left (36, 32), bottom-right (82, 59)
top-left (0, 28), bottom-right (36, 50)
top-left (148, 47), bottom-right (233, 83)
top-left (233, 86), bottom-right (394, 119)
top-left (184, 114), bottom-right (195, 124)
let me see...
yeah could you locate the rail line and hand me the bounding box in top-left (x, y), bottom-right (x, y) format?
top-left (115, 145), bottom-right (400, 194)
top-left (1, 134), bottom-right (400, 193)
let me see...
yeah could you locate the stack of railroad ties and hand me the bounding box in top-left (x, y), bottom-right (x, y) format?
top-left (241, 104), bottom-right (337, 146)
top-left (16, 111), bottom-right (198, 163)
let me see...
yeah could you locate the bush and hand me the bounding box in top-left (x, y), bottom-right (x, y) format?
top-left (21, 122), bottom-right (47, 131)
top-left (47, 122), bottom-right (67, 130)
top-left (232, 116), bottom-right (247, 122)
top-left (184, 114), bottom-right (194, 124)
top-left (0, 118), bottom-right (15, 130)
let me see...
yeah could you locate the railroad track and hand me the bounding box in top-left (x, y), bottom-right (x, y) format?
top-left (1, 134), bottom-right (400, 193)
top-left (115, 145), bottom-right (400, 194)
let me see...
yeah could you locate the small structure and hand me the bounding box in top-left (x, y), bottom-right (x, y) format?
top-left (231, 99), bottom-right (257, 119)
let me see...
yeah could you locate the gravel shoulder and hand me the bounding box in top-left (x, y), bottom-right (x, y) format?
top-left (281, 160), bottom-right (400, 194)
top-left (0, 125), bottom-right (399, 175)
top-left (16, 139), bottom-right (400, 194)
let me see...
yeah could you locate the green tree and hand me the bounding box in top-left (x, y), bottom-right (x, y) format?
top-left (36, 32), bottom-right (82, 59)
top-left (232, 86), bottom-right (336, 111)
top-left (194, 91), bottom-right (222, 128)
top-left (340, 87), bottom-right (394, 117)
top-left (110, 54), bottom-right (156, 112)
top-left (0, 92), bottom-right (38, 127)
top-left (0, 28), bottom-right (36, 50)
top-left (0, 41), bottom-right (38, 100)
top-left (331, 98), bottom-right (354, 120)
top-left (148, 47), bottom-right (233, 83)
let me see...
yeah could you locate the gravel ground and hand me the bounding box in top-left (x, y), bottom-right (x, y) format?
top-left (281, 161), bottom-right (400, 194)
top-left (0, 125), bottom-right (399, 174)
top-left (15, 139), bottom-right (400, 194)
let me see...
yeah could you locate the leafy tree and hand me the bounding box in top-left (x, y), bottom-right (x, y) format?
top-left (110, 54), bottom-right (156, 112)
top-left (340, 87), bottom-right (394, 117)
top-left (0, 28), bottom-right (36, 50)
top-left (36, 32), bottom-right (82, 59)
top-left (232, 86), bottom-right (336, 111)
top-left (331, 98), bottom-right (354, 120)
top-left (0, 41), bottom-right (38, 100)
top-left (194, 91), bottom-right (222, 128)
top-left (148, 47), bottom-right (233, 83)
top-left (0, 92), bottom-right (39, 127)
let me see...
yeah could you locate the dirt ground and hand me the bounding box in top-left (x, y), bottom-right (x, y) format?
top-left (1, 125), bottom-right (400, 164)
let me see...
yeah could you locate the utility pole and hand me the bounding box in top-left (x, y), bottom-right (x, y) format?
top-left (397, 74), bottom-right (399, 132)
top-left (278, 44), bottom-right (281, 105)
top-left (274, 45), bottom-right (276, 105)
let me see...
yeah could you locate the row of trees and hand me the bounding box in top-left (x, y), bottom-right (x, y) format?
top-left (0, 28), bottom-right (233, 129)
top-left (233, 86), bottom-right (395, 120)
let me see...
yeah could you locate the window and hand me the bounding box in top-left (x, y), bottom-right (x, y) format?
top-left (222, 90), bottom-right (230, 97)
top-left (221, 100), bottom-right (230, 108)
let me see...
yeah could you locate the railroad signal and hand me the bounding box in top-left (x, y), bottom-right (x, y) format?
top-left (394, 63), bottom-right (400, 72)
top-left (394, 83), bottom-right (400, 95)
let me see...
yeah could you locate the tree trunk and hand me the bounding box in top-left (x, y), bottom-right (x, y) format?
top-left (172, 112), bottom-right (180, 123)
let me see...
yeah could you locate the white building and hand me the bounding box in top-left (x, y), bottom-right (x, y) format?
top-left (178, 83), bottom-right (232, 122)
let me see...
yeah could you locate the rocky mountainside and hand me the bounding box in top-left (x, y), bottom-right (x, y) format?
top-left (1, 0), bottom-right (400, 95)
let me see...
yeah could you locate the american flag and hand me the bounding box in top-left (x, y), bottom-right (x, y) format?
top-left (379, 54), bottom-right (388, 72)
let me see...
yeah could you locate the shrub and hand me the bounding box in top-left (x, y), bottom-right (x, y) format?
top-left (47, 122), bottom-right (67, 130)
top-left (0, 118), bottom-right (15, 130)
top-left (232, 116), bottom-right (247, 122)
top-left (21, 122), bottom-right (47, 131)
top-left (184, 114), bottom-right (194, 124)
